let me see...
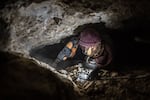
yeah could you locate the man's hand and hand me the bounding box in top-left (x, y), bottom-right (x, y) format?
top-left (56, 37), bottom-right (78, 61)
top-left (57, 46), bottom-right (71, 61)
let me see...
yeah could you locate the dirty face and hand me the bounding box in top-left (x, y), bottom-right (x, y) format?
top-left (80, 42), bottom-right (104, 58)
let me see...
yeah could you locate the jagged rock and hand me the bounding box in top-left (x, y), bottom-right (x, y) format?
top-left (0, 51), bottom-right (83, 100)
top-left (2, 0), bottom-right (149, 55)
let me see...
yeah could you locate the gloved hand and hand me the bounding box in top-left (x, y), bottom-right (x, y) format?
top-left (56, 37), bottom-right (78, 61)
top-left (57, 46), bottom-right (71, 61)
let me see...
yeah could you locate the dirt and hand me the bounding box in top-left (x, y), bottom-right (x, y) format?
top-left (61, 64), bottom-right (150, 100)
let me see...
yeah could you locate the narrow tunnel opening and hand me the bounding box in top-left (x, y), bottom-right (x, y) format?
top-left (30, 20), bottom-right (150, 73)
top-left (29, 22), bottom-right (110, 69)
top-left (29, 18), bottom-right (150, 94)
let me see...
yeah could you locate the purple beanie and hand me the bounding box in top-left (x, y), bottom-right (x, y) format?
top-left (79, 28), bottom-right (101, 47)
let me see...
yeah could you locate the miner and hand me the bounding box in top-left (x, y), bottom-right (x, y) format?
top-left (55, 28), bottom-right (113, 80)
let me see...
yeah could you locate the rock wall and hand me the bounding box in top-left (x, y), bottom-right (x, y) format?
top-left (2, 0), bottom-right (149, 55)
top-left (0, 0), bottom-right (100, 55)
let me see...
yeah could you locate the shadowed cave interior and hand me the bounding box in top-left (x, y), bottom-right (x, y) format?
top-left (30, 17), bottom-right (150, 72)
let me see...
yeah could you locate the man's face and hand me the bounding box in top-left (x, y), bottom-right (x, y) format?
top-left (80, 42), bottom-right (102, 58)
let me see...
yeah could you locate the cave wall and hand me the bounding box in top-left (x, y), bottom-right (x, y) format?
top-left (1, 0), bottom-right (149, 56)
top-left (0, 0), bottom-right (101, 55)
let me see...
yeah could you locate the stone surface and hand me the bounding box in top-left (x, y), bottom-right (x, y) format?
top-left (0, 51), bottom-right (82, 100)
top-left (2, 0), bottom-right (148, 55)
